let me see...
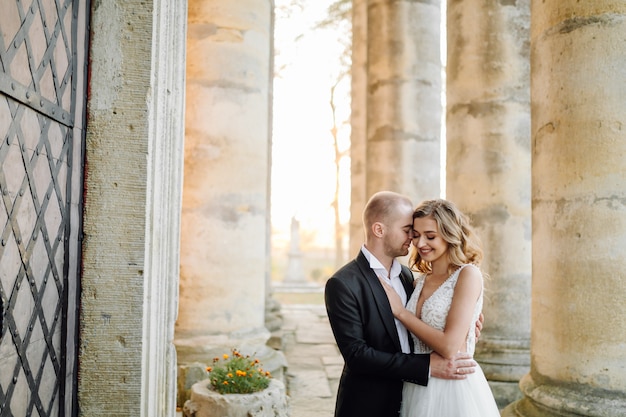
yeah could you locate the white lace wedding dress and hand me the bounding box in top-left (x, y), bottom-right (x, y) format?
top-left (400, 264), bottom-right (500, 417)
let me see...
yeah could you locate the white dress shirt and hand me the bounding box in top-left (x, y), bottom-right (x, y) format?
top-left (361, 245), bottom-right (411, 353)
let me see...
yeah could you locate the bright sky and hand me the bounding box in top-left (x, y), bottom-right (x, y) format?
top-left (272, 0), bottom-right (351, 249)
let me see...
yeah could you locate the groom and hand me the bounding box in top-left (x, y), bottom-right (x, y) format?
top-left (325, 191), bottom-right (479, 417)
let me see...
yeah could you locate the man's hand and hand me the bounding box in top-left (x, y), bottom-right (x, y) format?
top-left (475, 313), bottom-right (484, 340)
top-left (429, 352), bottom-right (477, 380)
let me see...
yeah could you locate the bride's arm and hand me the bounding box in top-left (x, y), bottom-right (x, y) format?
top-left (380, 267), bottom-right (482, 359)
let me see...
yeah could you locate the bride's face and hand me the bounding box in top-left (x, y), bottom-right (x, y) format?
top-left (412, 216), bottom-right (448, 265)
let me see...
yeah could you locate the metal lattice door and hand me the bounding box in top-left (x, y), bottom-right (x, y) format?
top-left (0, 1), bottom-right (89, 416)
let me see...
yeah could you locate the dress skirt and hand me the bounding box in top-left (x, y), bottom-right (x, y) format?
top-left (400, 364), bottom-right (500, 417)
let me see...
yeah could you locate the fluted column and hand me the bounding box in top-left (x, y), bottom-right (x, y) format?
top-left (366, 0), bottom-right (442, 200)
top-left (80, 1), bottom-right (185, 414)
top-left (446, 0), bottom-right (531, 407)
top-left (503, 2), bottom-right (626, 416)
top-left (176, 0), bottom-right (283, 374)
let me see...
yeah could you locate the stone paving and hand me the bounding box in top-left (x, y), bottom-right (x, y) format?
top-left (279, 303), bottom-right (342, 417)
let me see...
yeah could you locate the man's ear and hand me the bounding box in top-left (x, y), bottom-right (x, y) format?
top-left (372, 222), bottom-right (384, 238)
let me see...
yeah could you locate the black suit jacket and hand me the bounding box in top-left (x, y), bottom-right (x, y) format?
top-left (325, 251), bottom-right (430, 417)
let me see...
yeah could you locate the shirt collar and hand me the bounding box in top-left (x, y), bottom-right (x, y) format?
top-left (361, 245), bottom-right (401, 279)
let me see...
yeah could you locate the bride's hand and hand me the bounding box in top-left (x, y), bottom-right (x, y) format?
top-left (377, 276), bottom-right (404, 316)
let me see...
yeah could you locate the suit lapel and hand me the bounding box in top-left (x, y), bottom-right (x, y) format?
top-left (399, 265), bottom-right (416, 351)
top-left (356, 253), bottom-right (402, 352)
top-left (399, 266), bottom-right (415, 297)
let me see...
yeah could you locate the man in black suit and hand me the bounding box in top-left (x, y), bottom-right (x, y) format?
top-left (325, 191), bottom-right (478, 417)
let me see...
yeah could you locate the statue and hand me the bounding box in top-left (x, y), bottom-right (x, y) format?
top-left (283, 217), bottom-right (306, 283)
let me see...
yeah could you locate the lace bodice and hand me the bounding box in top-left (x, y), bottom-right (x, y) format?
top-left (405, 264), bottom-right (483, 355)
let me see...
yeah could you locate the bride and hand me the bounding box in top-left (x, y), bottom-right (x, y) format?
top-left (379, 199), bottom-right (500, 417)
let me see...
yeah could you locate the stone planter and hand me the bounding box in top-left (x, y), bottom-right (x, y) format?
top-left (182, 378), bottom-right (289, 417)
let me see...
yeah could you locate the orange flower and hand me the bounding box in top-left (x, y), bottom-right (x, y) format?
top-left (208, 349), bottom-right (271, 394)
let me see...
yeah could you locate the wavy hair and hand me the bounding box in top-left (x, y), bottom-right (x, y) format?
top-left (409, 199), bottom-right (483, 275)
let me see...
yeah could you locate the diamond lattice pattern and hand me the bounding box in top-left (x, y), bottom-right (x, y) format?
top-left (0, 0), bottom-right (78, 416)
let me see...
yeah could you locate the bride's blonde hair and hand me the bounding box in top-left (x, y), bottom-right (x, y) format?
top-left (409, 199), bottom-right (483, 275)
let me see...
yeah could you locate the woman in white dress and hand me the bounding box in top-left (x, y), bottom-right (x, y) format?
top-left (379, 199), bottom-right (500, 417)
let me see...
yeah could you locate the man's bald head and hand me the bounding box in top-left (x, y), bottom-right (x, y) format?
top-left (363, 191), bottom-right (413, 238)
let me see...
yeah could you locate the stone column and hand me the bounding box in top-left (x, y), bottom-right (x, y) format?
top-left (446, 0), bottom-right (531, 407)
top-left (80, 1), bottom-right (186, 415)
top-left (349, 0), bottom-right (367, 255)
top-left (264, 0), bottom-right (283, 340)
top-left (503, 3), bottom-right (626, 416)
top-left (176, 0), bottom-right (284, 381)
top-left (366, 0), bottom-right (442, 201)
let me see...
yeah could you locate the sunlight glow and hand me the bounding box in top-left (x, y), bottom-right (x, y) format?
top-left (272, 0), bottom-right (351, 251)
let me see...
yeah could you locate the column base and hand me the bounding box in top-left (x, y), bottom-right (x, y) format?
top-left (476, 336), bottom-right (529, 408)
top-left (488, 380), bottom-right (523, 410)
top-left (501, 374), bottom-right (626, 417)
top-left (476, 336), bottom-right (530, 380)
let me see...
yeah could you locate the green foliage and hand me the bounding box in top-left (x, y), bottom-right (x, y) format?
top-left (208, 349), bottom-right (271, 395)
